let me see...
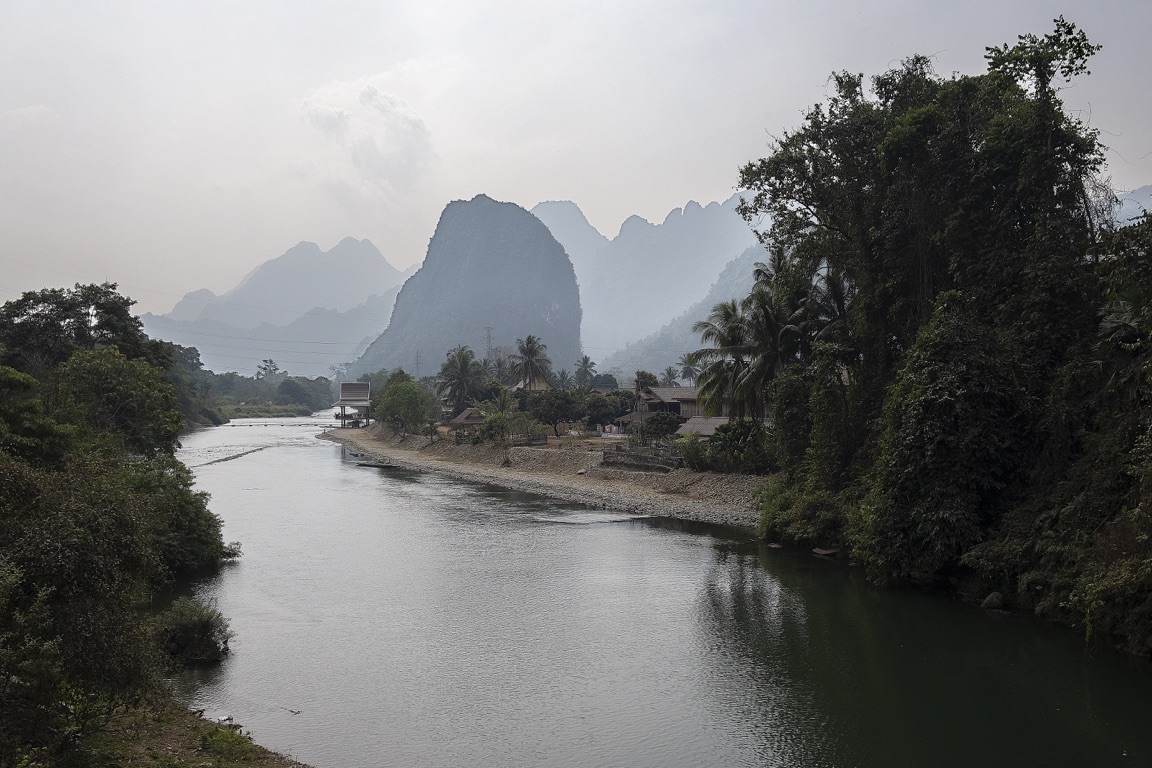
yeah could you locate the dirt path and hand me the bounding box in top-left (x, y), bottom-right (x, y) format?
top-left (321, 425), bottom-right (763, 531)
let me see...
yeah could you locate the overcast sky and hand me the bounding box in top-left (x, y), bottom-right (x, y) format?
top-left (2, 1), bottom-right (1150, 314)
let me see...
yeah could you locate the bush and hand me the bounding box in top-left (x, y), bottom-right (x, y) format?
top-left (676, 420), bottom-right (775, 474)
top-left (155, 597), bottom-right (234, 666)
top-left (711, 420), bottom-right (774, 473)
top-left (644, 412), bottom-right (686, 441)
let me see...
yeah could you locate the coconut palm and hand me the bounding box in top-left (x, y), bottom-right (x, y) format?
top-left (659, 366), bottom-right (680, 387)
top-left (677, 354), bottom-right (698, 385)
top-left (691, 300), bottom-right (749, 418)
top-left (487, 387), bottom-right (517, 416)
top-left (735, 285), bottom-right (802, 420)
top-left (511, 335), bottom-right (551, 389)
top-left (436, 345), bottom-right (485, 414)
top-left (574, 355), bottom-right (597, 390)
top-left (554, 368), bottom-right (573, 389)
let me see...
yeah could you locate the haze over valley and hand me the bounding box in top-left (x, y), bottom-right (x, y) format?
top-left (140, 192), bottom-right (764, 380)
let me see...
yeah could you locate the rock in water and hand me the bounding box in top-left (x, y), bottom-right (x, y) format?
top-left (350, 194), bottom-right (582, 377)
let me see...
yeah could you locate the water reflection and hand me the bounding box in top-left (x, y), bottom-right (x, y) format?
top-left (693, 541), bottom-right (1152, 768)
top-left (175, 419), bottom-right (1152, 768)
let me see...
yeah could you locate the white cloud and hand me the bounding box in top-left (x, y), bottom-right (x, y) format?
top-left (300, 74), bottom-right (435, 193)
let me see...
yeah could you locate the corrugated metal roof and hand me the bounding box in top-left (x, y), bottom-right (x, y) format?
top-left (643, 386), bottom-right (699, 403)
top-left (450, 407), bottom-right (485, 425)
top-left (675, 416), bottom-right (730, 437)
top-left (332, 381), bottom-right (371, 407)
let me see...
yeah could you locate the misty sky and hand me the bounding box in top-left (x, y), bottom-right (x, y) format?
top-left (3, 1), bottom-right (1150, 314)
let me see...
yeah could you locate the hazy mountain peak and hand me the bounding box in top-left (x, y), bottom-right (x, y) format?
top-left (617, 214), bottom-right (655, 238)
top-left (166, 288), bottom-right (219, 321)
top-left (168, 237), bottom-right (406, 328)
top-left (350, 194), bottom-right (581, 377)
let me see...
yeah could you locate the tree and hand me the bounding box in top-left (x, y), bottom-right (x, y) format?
top-left (526, 389), bottom-right (588, 437)
top-left (730, 19), bottom-right (1108, 589)
top-left (585, 392), bottom-right (620, 428)
top-left (590, 373), bottom-right (619, 390)
top-left (0, 366), bottom-right (73, 466)
top-left (984, 15), bottom-right (1101, 103)
top-left (158, 342), bottom-right (226, 426)
top-left (659, 367), bottom-right (680, 387)
top-left (275, 376), bottom-right (333, 411)
top-left (59, 348), bottom-right (184, 457)
top-left (511, 335), bottom-right (552, 388)
top-left (275, 377), bottom-right (311, 407)
top-left (677, 354), bottom-right (699, 385)
top-left (0, 283), bottom-right (167, 379)
top-left (859, 294), bottom-right (1032, 579)
top-left (436, 346), bottom-right (485, 414)
top-left (375, 380), bottom-right (439, 435)
top-left (574, 355), bottom-right (597, 390)
top-left (633, 370), bottom-right (658, 391)
top-left (480, 387), bottom-right (518, 417)
top-left (553, 368), bottom-right (573, 389)
top-left (691, 301), bottom-right (749, 417)
top-left (255, 359), bottom-right (281, 380)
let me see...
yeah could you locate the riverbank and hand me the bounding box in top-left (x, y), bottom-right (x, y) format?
top-left (320, 425), bottom-right (763, 530)
top-left (80, 701), bottom-right (311, 767)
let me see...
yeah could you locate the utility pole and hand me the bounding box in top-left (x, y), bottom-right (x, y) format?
top-left (415, 349), bottom-right (420, 380)
top-left (484, 327), bottom-right (493, 357)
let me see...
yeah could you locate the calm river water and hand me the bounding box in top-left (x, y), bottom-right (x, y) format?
top-left (174, 418), bottom-right (1152, 768)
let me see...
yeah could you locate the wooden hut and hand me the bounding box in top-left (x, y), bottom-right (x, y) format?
top-left (333, 382), bottom-right (371, 427)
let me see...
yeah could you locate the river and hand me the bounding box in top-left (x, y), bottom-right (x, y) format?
top-left (174, 417), bottom-right (1152, 768)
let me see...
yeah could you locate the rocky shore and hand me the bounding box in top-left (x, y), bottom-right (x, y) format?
top-left (320, 425), bottom-right (763, 531)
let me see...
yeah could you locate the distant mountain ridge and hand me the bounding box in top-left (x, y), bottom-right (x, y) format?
top-left (175, 237), bottom-right (406, 329)
top-left (142, 288), bottom-right (400, 378)
top-left (531, 195), bottom-right (757, 356)
top-left (142, 237), bottom-right (410, 377)
top-left (600, 244), bottom-right (764, 376)
top-left (350, 194), bottom-right (581, 378)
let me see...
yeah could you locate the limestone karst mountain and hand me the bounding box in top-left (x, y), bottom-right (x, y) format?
top-left (349, 194), bottom-right (581, 378)
top-left (141, 237), bottom-right (410, 377)
top-left (531, 195), bottom-right (757, 357)
top-left (529, 200), bottom-right (609, 275)
top-left (600, 245), bottom-right (764, 377)
top-left (189, 237), bottom-right (405, 329)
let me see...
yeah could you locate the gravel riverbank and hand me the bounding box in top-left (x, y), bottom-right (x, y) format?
top-left (320, 425), bottom-right (763, 531)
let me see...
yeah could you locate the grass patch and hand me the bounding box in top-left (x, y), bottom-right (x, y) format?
top-left (76, 701), bottom-right (309, 768)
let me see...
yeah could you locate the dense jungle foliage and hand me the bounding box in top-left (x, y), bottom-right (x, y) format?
top-left (0, 284), bottom-right (237, 763)
top-left (691, 20), bottom-right (1152, 653)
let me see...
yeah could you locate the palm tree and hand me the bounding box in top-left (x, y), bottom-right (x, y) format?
top-left (659, 366), bottom-right (680, 387)
top-left (735, 285), bottom-right (802, 420)
top-left (511, 335), bottom-right (551, 389)
top-left (691, 300), bottom-right (749, 418)
top-left (554, 368), bottom-right (573, 389)
top-left (486, 387), bottom-right (517, 416)
top-left (574, 355), bottom-right (597, 390)
top-left (436, 345), bottom-right (484, 414)
top-left (677, 354), bottom-right (698, 385)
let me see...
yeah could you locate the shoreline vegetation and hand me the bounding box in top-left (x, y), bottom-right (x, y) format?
top-left (321, 424), bottom-right (764, 531)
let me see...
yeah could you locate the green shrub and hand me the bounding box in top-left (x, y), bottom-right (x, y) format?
top-left (155, 597), bottom-right (234, 666)
top-left (644, 412), bottom-right (685, 441)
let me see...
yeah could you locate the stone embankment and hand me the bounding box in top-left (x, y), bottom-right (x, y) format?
top-left (321, 425), bottom-right (762, 531)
